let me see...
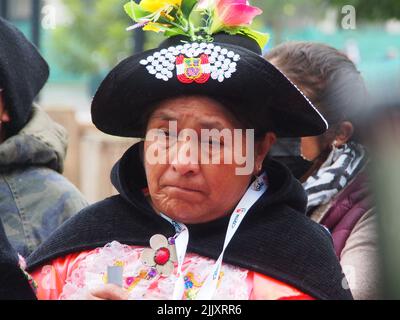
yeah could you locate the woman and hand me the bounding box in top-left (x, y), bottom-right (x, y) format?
top-left (0, 2), bottom-right (351, 300)
top-left (266, 42), bottom-right (380, 299)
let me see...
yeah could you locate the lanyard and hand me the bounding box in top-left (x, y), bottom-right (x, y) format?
top-left (161, 173), bottom-right (267, 300)
top-left (160, 213), bottom-right (189, 300)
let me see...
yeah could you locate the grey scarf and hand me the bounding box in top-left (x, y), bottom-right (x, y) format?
top-left (303, 141), bottom-right (367, 211)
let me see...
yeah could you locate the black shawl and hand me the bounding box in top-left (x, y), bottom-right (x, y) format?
top-left (24, 144), bottom-right (352, 300)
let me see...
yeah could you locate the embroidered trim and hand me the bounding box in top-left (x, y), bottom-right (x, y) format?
top-left (140, 43), bottom-right (240, 83)
top-left (59, 242), bottom-right (250, 300)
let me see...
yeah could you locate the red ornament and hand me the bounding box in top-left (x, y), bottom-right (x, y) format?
top-left (154, 247), bottom-right (170, 266)
top-left (176, 54), bottom-right (211, 84)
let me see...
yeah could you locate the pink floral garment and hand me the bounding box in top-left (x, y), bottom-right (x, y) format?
top-left (30, 241), bottom-right (314, 300)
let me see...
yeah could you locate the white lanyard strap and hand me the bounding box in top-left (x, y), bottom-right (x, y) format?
top-left (195, 173), bottom-right (267, 299)
top-left (160, 213), bottom-right (189, 300)
top-left (161, 173), bottom-right (267, 300)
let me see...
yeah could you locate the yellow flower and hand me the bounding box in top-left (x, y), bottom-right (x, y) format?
top-left (143, 22), bottom-right (168, 32)
top-left (139, 0), bottom-right (181, 13)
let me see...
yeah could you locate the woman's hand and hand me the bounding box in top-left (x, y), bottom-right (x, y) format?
top-left (85, 284), bottom-right (129, 300)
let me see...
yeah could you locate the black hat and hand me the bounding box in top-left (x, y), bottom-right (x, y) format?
top-left (92, 33), bottom-right (327, 138)
top-left (0, 18), bottom-right (49, 136)
top-left (92, 1), bottom-right (327, 138)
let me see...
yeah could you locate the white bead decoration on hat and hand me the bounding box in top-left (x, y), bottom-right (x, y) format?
top-left (139, 43), bottom-right (241, 84)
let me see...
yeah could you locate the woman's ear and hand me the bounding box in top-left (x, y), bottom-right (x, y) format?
top-left (334, 121), bottom-right (354, 147)
top-left (0, 110), bottom-right (10, 123)
top-left (254, 132), bottom-right (277, 174)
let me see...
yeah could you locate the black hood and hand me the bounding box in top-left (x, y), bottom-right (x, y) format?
top-left (26, 143), bottom-right (352, 300)
top-left (0, 18), bottom-right (49, 136)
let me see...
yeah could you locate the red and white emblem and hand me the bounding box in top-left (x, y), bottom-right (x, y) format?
top-left (176, 54), bottom-right (211, 84)
top-left (140, 43), bottom-right (240, 83)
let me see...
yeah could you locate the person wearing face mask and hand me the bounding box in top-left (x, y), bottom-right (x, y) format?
top-left (0, 18), bottom-right (88, 257)
top-left (266, 42), bottom-right (380, 300)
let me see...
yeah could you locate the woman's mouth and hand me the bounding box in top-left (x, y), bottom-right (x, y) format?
top-left (162, 184), bottom-right (205, 200)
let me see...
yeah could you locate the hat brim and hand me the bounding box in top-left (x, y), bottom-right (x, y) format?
top-left (92, 41), bottom-right (327, 138)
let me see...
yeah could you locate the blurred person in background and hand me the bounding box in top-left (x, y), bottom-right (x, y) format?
top-left (365, 94), bottom-right (400, 299)
top-left (265, 42), bottom-right (381, 300)
top-left (0, 18), bottom-right (88, 257)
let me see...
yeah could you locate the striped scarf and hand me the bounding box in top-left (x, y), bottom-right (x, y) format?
top-left (303, 141), bottom-right (367, 212)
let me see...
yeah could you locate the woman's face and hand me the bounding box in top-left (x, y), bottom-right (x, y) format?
top-left (143, 96), bottom-right (275, 224)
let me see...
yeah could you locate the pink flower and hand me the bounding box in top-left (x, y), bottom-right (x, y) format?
top-left (197, 0), bottom-right (211, 10)
top-left (215, 0), bottom-right (262, 27)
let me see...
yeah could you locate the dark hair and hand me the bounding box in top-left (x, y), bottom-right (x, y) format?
top-left (265, 42), bottom-right (368, 142)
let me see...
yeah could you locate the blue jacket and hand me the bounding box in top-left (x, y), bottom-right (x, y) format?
top-left (0, 106), bottom-right (88, 257)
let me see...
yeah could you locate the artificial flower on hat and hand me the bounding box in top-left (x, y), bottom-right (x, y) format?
top-left (92, 0), bottom-right (328, 139)
top-left (139, 0), bottom-right (182, 13)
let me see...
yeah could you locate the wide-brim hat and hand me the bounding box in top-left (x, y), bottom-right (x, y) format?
top-left (0, 17), bottom-right (49, 136)
top-left (92, 33), bottom-right (327, 138)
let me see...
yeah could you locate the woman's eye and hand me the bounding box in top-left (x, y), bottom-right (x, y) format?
top-left (157, 129), bottom-right (173, 139)
top-left (209, 140), bottom-right (218, 146)
top-left (209, 139), bottom-right (224, 146)
top-left (158, 129), bottom-right (169, 136)
top-left (157, 129), bottom-right (178, 147)
top-left (200, 139), bottom-right (224, 152)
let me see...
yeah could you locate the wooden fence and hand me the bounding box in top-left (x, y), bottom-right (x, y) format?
top-left (45, 107), bottom-right (138, 204)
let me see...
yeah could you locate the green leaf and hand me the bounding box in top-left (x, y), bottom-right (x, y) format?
top-left (123, 1), bottom-right (152, 21)
top-left (165, 27), bottom-right (189, 37)
top-left (219, 26), bottom-right (242, 35)
top-left (220, 26), bottom-right (270, 50)
top-left (240, 28), bottom-right (270, 49)
top-left (181, 0), bottom-right (199, 19)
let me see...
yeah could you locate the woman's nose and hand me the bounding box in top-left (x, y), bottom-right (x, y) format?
top-left (170, 141), bottom-right (200, 176)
